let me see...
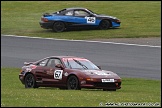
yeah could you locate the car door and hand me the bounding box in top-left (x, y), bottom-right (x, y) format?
top-left (34, 58), bottom-right (61, 85)
top-left (34, 58), bottom-right (52, 84)
top-left (45, 58), bottom-right (65, 85)
top-left (72, 9), bottom-right (96, 26)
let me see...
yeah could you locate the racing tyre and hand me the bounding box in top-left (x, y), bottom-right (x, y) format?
top-left (67, 75), bottom-right (80, 90)
top-left (53, 21), bottom-right (65, 32)
top-left (99, 20), bottom-right (110, 30)
top-left (24, 74), bottom-right (38, 88)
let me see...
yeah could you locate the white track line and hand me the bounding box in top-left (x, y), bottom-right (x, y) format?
top-left (2, 34), bottom-right (161, 48)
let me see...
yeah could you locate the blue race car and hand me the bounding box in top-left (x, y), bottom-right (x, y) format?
top-left (39, 7), bottom-right (121, 32)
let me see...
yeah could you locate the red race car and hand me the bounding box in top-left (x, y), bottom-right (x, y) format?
top-left (19, 56), bottom-right (121, 91)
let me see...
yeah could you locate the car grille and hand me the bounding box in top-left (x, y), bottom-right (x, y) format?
top-left (94, 82), bottom-right (121, 88)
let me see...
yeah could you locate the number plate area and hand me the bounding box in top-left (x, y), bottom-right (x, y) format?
top-left (101, 79), bottom-right (114, 82)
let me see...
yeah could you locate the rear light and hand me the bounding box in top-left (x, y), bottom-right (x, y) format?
top-left (20, 69), bottom-right (23, 73)
top-left (41, 18), bottom-right (48, 22)
top-left (116, 19), bottom-right (120, 23)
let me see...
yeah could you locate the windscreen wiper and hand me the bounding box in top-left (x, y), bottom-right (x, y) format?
top-left (67, 59), bottom-right (72, 69)
top-left (73, 59), bottom-right (88, 69)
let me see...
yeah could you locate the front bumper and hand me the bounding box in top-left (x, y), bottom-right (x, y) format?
top-left (80, 79), bottom-right (121, 89)
top-left (112, 21), bottom-right (120, 28)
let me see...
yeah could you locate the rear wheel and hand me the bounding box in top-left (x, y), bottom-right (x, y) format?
top-left (99, 20), bottom-right (110, 30)
top-left (24, 74), bottom-right (38, 88)
top-left (67, 75), bottom-right (80, 90)
top-left (53, 21), bottom-right (65, 32)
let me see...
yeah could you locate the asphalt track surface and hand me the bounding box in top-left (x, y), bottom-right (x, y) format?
top-left (1, 35), bottom-right (161, 80)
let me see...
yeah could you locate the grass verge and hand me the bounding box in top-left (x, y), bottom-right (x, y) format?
top-left (1, 1), bottom-right (161, 40)
top-left (1, 67), bottom-right (161, 107)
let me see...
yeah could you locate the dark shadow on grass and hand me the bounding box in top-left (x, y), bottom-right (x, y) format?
top-left (37, 87), bottom-right (59, 90)
top-left (39, 27), bottom-right (120, 33)
top-left (35, 87), bottom-right (118, 91)
top-left (64, 27), bottom-right (120, 32)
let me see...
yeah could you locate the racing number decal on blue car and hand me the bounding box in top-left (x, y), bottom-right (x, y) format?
top-left (54, 70), bottom-right (63, 79)
top-left (86, 17), bottom-right (96, 23)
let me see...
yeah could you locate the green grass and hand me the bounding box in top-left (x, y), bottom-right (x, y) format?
top-left (1, 67), bottom-right (161, 107)
top-left (1, 1), bottom-right (161, 40)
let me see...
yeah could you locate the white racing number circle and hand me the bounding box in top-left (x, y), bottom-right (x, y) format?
top-left (86, 17), bottom-right (96, 24)
top-left (54, 70), bottom-right (63, 79)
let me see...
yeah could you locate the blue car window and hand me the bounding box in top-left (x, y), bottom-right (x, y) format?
top-left (74, 10), bottom-right (89, 17)
top-left (65, 11), bottom-right (73, 16)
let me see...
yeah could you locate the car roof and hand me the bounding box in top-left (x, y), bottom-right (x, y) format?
top-left (47, 56), bottom-right (85, 59)
top-left (56, 7), bottom-right (92, 15)
top-left (35, 56), bottom-right (85, 63)
top-left (65, 7), bottom-right (87, 10)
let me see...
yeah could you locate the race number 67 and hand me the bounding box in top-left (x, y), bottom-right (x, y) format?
top-left (54, 70), bottom-right (63, 79)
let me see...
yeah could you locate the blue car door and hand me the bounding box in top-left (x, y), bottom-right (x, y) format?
top-left (73, 10), bottom-right (96, 25)
top-left (63, 11), bottom-right (87, 25)
top-left (72, 16), bottom-right (87, 25)
top-left (62, 9), bottom-right (98, 26)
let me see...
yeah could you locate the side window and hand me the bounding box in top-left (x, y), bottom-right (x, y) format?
top-left (37, 59), bottom-right (48, 66)
top-left (65, 10), bottom-right (73, 16)
top-left (74, 10), bottom-right (89, 17)
top-left (46, 58), bottom-right (62, 68)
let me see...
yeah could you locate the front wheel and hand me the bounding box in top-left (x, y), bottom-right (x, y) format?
top-left (24, 74), bottom-right (38, 88)
top-left (99, 20), bottom-right (110, 30)
top-left (67, 76), bottom-right (80, 90)
top-left (53, 21), bottom-right (65, 32)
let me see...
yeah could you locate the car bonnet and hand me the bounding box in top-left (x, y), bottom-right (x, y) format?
top-left (81, 69), bottom-right (120, 78)
top-left (96, 14), bottom-right (117, 19)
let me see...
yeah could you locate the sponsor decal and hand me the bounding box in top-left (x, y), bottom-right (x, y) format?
top-left (83, 70), bottom-right (110, 75)
top-left (94, 71), bottom-right (109, 75)
top-left (64, 72), bottom-right (68, 76)
top-left (47, 69), bottom-right (53, 75)
top-left (81, 80), bottom-right (86, 84)
top-left (26, 67), bottom-right (32, 72)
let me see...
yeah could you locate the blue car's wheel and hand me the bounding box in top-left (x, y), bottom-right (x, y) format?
top-left (53, 21), bottom-right (65, 32)
top-left (99, 20), bottom-right (110, 30)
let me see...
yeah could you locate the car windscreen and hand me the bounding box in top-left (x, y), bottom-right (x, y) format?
top-left (62, 58), bottom-right (99, 70)
top-left (86, 8), bottom-right (98, 15)
top-left (53, 9), bottom-right (66, 14)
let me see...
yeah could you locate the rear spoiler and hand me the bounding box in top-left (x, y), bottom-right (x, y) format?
top-left (24, 62), bottom-right (34, 66)
top-left (43, 13), bottom-right (53, 17)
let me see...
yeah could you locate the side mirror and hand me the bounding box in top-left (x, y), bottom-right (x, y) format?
top-left (55, 64), bottom-right (64, 70)
top-left (97, 66), bottom-right (101, 69)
